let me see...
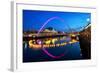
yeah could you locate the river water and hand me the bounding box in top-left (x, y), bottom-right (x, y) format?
top-left (23, 41), bottom-right (83, 62)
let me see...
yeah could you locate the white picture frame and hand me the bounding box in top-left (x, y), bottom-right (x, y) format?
top-left (11, 1), bottom-right (97, 71)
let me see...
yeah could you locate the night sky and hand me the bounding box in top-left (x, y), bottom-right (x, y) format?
top-left (23, 10), bottom-right (91, 32)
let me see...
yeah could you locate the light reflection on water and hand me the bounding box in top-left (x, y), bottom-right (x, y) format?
top-left (23, 41), bottom-right (82, 62)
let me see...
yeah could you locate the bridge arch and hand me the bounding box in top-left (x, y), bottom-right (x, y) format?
top-left (37, 16), bottom-right (72, 59)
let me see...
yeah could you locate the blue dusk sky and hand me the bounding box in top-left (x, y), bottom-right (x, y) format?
top-left (23, 10), bottom-right (91, 32)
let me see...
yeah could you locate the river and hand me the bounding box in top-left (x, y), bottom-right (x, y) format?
top-left (23, 41), bottom-right (83, 62)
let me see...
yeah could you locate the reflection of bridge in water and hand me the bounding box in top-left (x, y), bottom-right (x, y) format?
top-left (23, 32), bottom-right (79, 50)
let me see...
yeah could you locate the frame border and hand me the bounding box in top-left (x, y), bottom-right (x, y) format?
top-left (11, 1), bottom-right (97, 71)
